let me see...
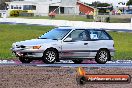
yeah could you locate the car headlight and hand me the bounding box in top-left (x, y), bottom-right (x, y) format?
top-left (12, 43), bottom-right (16, 47)
top-left (33, 46), bottom-right (41, 49)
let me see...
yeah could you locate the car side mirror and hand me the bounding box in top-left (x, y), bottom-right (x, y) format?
top-left (64, 38), bottom-right (72, 42)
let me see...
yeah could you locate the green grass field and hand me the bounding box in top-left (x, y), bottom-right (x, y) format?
top-left (109, 32), bottom-right (132, 59)
top-left (11, 15), bottom-right (94, 22)
top-left (0, 24), bottom-right (54, 59)
top-left (11, 14), bottom-right (131, 23)
top-left (0, 24), bottom-right (132, 60)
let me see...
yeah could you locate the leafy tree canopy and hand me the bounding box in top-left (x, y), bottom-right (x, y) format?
top-left (127, 0), bottom-right (132, 5)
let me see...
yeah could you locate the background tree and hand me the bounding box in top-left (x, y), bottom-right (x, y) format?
top-left (97, 3), bottom-right (111, 13)
top-left (127, 0), bottom-right (132, 5)
top-left (84, 1), bottom-right (112, 13)
top-left (91, 1), bottom-right (101, 8)
top-left (0, 0), bottom-right (11, 10)
top-left (97, 3), bottom-right (110, 7)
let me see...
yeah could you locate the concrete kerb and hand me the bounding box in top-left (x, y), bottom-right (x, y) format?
top-left (0, 18), bottom-right (132, 31)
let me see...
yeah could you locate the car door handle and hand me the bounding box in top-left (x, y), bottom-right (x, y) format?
top-left (84, 43), bottom-right (88, 45)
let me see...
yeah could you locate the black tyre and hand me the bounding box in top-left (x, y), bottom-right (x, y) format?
top-left (43, 49), bottom-right (58, 64)
top-left (95, 49), bottom-right (110, 64)
top-left (19, 57), bottom-right (32, 63)
top-left (72, 60), bottom-right (83, 64)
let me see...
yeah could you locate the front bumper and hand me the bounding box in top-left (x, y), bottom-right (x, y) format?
top-left (11, 48), bottom-right (44, 58)
top-left (109, 49), bottom-right (115, 57)
top-left (110, 52), bottom-right (115, 57)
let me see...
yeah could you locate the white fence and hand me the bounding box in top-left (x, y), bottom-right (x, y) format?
top-left (0, 10), bottom-right (7, 18)
top-left (0, 18), bottom-right (131, 30)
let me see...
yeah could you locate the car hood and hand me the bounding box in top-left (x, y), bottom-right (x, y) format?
top-left (14, 39), bottom-right (58, 46)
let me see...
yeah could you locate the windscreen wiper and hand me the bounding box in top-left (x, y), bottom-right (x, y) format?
top-left (52, 39), bottom-right (58, 40)
top-left (38, 38), bottom-right (48, 39)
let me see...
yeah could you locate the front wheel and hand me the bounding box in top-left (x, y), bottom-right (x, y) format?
top-left (95, 49), bottom-right (110, 64)
top-left (43, 49), bottom-right (58, 64)
top-left (19, 57), bottom-right (32, 63)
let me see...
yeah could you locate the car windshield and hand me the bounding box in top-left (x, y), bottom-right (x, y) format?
top-left (39, 28), bottom-right (71, 40)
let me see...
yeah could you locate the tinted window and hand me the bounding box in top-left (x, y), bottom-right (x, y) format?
top-left (89, 30), bottom-right (110, 40)
top-left (23, 5), bottom-right (36, 10)
top-left (11, 5), bottom-right (13, 9)
top-left (67, 29), bottom-right (90, 41)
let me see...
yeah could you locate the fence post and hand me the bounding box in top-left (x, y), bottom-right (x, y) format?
top-left (130, 18), bottom-right (132, 30)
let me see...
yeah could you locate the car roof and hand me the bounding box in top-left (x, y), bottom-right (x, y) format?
top-left (56, 26), bottom-right (103, 30)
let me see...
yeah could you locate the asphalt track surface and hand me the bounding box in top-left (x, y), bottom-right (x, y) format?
top-left (36, 63), bottom-right (132, 68)
top-left (1, 60), bottom-right (132, 68)
top-left (1, 63), bottom-right (132, 68)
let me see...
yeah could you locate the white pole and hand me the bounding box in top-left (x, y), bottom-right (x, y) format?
top-left (130, 18), bottom-right (132, 30)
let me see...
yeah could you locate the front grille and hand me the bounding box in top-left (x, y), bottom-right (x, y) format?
top-left (20, 45), bottom-right (26, 48)
top-left (16, 45), bottom-right (26, 48)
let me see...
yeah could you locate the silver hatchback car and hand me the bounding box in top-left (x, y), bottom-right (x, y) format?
top-left (11, 27), bottom-right (115, 64)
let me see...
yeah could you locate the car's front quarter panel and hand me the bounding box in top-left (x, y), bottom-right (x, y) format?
top-left (40, 40), bottom-right (62, 51)
top-left (11, 40), bottom-right (62, 58)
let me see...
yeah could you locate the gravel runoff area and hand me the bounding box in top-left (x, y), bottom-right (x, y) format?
top-left (0, 66), bottom-right (132, 88)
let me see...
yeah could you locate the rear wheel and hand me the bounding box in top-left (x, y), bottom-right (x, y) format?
top-left (19, 57), bottom-right (32, 63)
top-left (72, 60), bottom-right (83, 64)
top-left (43, 49), bottom-right (58, 64)
top-left (95, 49), bottom-right (110, 64)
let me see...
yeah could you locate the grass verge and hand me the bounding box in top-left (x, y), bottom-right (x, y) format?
top-left (11, 15), bottom-right (94, 22)
top-left (109, 32), bottom-right (132, 59)
top-left (0, 24), bottom-right (54, 59)
top-left (10, 14), bottom-right (131, 23)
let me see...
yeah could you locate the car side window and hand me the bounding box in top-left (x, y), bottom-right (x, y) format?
top-left (67, 29), bottom-right (89, 41)
top-left (89, 30), bottom-right (110, 40)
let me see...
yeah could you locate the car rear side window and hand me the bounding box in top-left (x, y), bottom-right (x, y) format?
top-left (89, 30), bottom-right (110, 40)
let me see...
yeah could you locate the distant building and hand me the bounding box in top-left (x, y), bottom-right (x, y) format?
top-left (6, 0), bottom-right (79, 16)
top-left (97, 0), bottom-right (131, 14)
top-left (115, 1), bottom-right (128, 8)
top-left (114, 1), bottom-right (132, 14)
top-left (77, 1), bottom-right (95, 15)
top-left (6, 0), bottom-right (96, 16)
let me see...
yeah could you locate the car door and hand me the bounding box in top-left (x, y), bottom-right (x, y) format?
top-left (61, 29), bottom-right (90, 59)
